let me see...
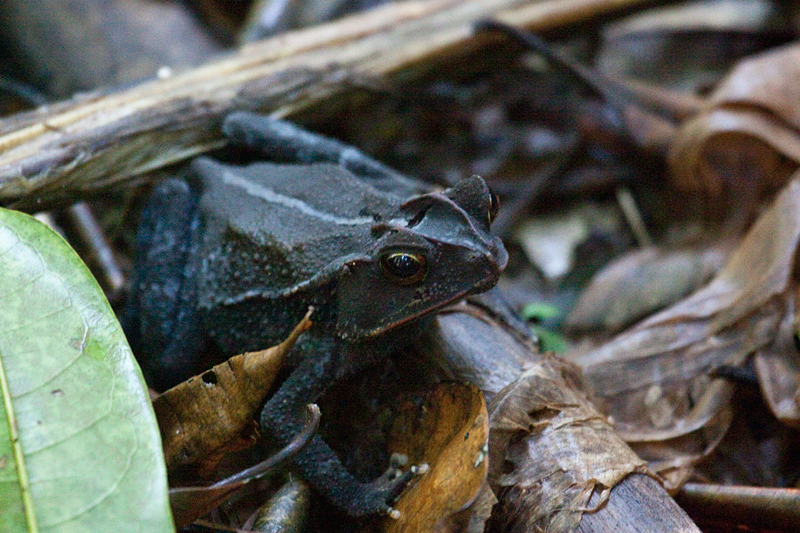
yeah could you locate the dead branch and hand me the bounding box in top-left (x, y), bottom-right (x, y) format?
top-left (0, 0), bottom-right (650, 209)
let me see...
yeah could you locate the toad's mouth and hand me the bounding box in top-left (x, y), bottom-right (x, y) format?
top-left (349, 259), bottom-right (505, 340)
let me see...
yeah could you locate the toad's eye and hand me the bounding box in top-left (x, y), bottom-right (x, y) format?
top-left (380, 252), bottom-right (428, 285)
top-left (488, 188), bottom-right (500, 224)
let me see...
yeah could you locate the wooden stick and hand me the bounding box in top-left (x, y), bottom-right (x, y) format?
top-left (0, 0), bottom-right (649, 208)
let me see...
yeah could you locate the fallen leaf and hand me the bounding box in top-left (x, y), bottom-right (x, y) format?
top-left (168, 404), bottom-right (319, 528)
top-left (575, 172), bottom-right (800, 485)
top-left (376, 382), bottom-right (488, 533)
top-left (669, 44), bottom-right (800, 220)
top-left (154, 310), bottom-right (312, 470)
top-left (566, 243), bottom-right (729, 332)
top-left (753, 285), bottom-right (800, 424)
top-left (514, 204), bottom-right (620, 280)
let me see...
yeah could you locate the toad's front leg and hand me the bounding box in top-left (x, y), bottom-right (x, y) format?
top-left (259, 346), bottom-right (414, 517)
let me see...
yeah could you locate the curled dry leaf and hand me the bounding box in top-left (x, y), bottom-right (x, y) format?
top-left (376, 382), bottom-right (488, 533)
top-left (669, 44), bottom-right (800, 220)
top-left (487, 357), bottom-right (651, 532)
top-left (154, 309), bottom-right (312, 470)
top-left (169, 404), bottom-right (319, 528)
top-left (753, 285), bottom-right (800, 424)
top-left (566, 243), bottom-right (729, 333)
top-left (575, 173), bottom-right (800, 486)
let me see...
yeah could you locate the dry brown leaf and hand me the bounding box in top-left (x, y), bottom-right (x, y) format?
top-left (575, 173), bottom-right (800, 486)
top-left (566, 244), bottom-right (729, 333)
top-left (487, 357), bottom-right (652, 532)
top-left (669, 44), bottom-right (800, 219)
top-left (439, 483), bottom-right (497, 533)
top-left (374, 382), bottom-right (488, 533)
top-left (169, 404), bottom-right (319, 528)
top-left (753, 285), bottom-right (800, 424)
top-left (154, 310), bottom-right (312, 470)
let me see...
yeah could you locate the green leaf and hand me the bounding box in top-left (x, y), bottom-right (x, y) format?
top-left (526, 325), bottom-right (568, 354)
top-left (521, 303), bottom-right (568, 353)
top-left (0, 209), bottom-right (173, 533)
top-left (520, 302), bottom-right (563, 322)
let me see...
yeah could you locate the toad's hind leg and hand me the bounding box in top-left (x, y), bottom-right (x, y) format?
top-left (123, 178), bottom-right (205, 391)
